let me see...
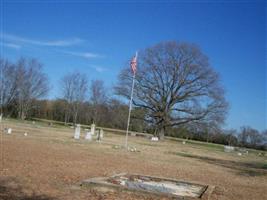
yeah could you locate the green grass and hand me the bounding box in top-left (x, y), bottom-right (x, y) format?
top-left (185, 140), bottom-right (224, 151)
top-left (166, 137), bottom-right (224, 152)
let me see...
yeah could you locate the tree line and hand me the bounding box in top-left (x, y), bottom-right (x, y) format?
top-left (0, 41), bottom-right (266, 150)
top-left (0, 57), bottom-right (146, 132)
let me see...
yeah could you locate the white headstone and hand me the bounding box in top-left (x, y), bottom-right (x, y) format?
top-left (100, 129), bottom-right (104, 139)
top-left (91, 123), bottom-right (95, 135)
top-left (182, 141), bottom-right (186, 145)
top-left (151, 136), bottom-right (159, 141)
top-left (74, 124), bottom-right (81, 139)
top-left (24, 132), bottom-right (28, 136)
top-left (7, 128), bottom-right (12, 134)
top-left (0, 113), bottom-right (2, 122)
top-left (85, 131), bottom-right (92, 140)
top-left (224, 145), bottom-right (235, 153)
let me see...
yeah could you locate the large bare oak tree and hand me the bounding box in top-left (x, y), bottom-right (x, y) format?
top-left (116, 41), bottom-right (228, 139)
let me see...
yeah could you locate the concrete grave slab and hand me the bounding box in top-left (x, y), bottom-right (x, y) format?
top-left (81, 173), bottom-right (214, 199)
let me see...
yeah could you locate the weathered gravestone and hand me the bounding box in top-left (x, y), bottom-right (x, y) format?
top-left (85, 131), bottom-right (92, 141)
top-left (97, 129), bottom-right (104, 141)
top-left (74, 124), bottom-right (81, 139)
top-left (91, 123), bottom-right (95, 135)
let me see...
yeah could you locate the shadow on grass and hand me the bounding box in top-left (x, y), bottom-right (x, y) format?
top-left (168, 151), bottom-right (267, 177)
top-left (0, 177), bottom-right (57, 200)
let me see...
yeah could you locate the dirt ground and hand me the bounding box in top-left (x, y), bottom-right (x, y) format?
top-left (0, 120), bottom-right (266, 200)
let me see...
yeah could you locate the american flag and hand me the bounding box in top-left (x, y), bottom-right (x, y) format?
top-left (130, 53), bottom-right (137, 74)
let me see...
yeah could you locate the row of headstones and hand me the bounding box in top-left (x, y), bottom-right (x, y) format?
top-left (224, 145), bottom-right (250, 156)
top-left (74, 123), bottom-right (104, 141)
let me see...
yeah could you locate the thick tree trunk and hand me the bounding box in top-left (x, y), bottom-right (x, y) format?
top-left (19, 110), bottom-right (26, 120)
top-left (157, 126), bottom-right (166, 140)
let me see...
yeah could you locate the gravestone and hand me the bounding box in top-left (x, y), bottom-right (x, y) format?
top-left (91, 123), bottom-right (95, 135)
top-left (97, 129), bottom-right (104, 141)
top-left (224, 145), bottom-right (235, 153)
top-left (151, 136), bottom-right (159, 141)
top-left (0, 113), bottom-right (2, 122)
top-left (85, 131), bottom-right (92, 141)
top-left (74, 124), bottom-right (81, 139)
top-left (7, 128), bottom-right (12, 134)
top-left (100, 129), bottom-right (104, 139)
top-left (4, 128), bottom-right (12, 134)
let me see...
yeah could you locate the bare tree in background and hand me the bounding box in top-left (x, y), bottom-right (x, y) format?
top-left (238, 126), bottom-right (264, 148)
top-left (90, 79), bottom-right (107, 124)
top-left (61, 72), bottom-right (88, 124)
top-left (61, 74), bottom-right (74, 124)
top-left (116, 41), bottom-right (228, 139)
top-left (224, 129), bottom-right (238, 146)
top-left (15, 58), bottom-right (49, 120)
top-left (0, 59), bottom-right (18, 114)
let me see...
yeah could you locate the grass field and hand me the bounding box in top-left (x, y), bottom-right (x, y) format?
top-left (0, 119), bottom-right (266, 200)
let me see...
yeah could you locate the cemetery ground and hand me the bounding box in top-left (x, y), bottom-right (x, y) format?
top-left (0, 119), bottom-right (266, 200)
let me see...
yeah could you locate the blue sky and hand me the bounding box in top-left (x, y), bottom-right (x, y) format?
top-left (0, 1), bottom-right (266, 131)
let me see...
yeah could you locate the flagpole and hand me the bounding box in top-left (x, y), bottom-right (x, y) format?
top-left (125, 52), bottom-right (137, 149)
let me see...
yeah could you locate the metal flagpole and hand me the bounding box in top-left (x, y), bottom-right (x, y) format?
top-left (0, 0), bottom-right (4, 174)
top-left (125, 73), bottom-right (135, 149)
top-left (125, 52), bottom-right (137, 149)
